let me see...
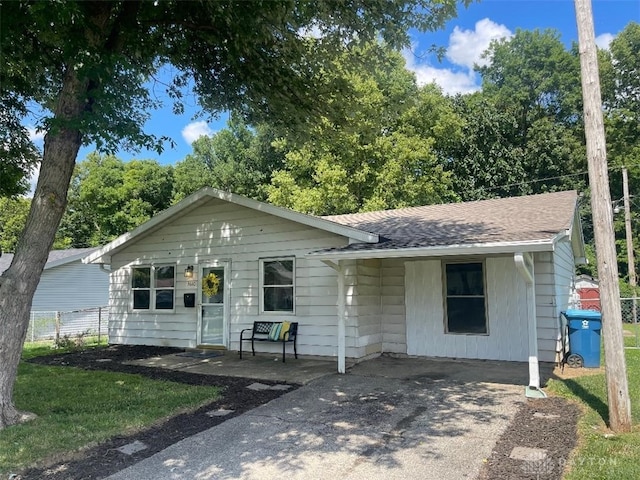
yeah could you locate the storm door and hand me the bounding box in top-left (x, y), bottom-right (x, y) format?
top-left (197, 262), bottom-right (228, 346)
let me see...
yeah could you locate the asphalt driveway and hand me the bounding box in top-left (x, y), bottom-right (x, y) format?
top-left (107, 361), bottom-right (523, 480)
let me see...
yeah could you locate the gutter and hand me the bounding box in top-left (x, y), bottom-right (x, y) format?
top-left (514, 252), bottom-right (547, 399)
top-left (308, 239), bottom-right (556, 262)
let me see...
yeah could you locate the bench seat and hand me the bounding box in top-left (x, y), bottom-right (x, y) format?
top-left (239, 321), bottom-right (298, 363)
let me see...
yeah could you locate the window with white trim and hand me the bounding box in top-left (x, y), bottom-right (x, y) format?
top-left (260, 258), bottom-right (295, 313)
top-left (444, 262), bottom-right (487, 334)
top-left (131, 265), bottom-right (175, 311)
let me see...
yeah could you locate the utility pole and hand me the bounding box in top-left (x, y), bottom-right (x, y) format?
top-left (574, 0), bottom-right (632, 432)
top-left (622, 167), bottom-right (636, 290)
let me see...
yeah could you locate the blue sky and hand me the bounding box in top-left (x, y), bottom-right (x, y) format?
top-left (26, 0), bottom-right (640, 176)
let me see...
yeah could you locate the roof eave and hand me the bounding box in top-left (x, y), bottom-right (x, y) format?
top-left (46, 249), bottom-right (99, 269)
top-left (306, 239), bottom-right (557, 261)
top-left (216, 189), bottom-right (378, 243)
top-left (84, 187), bottom-right (378, 265)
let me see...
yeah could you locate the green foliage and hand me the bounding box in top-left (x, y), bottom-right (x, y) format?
top-left (53, 330), bottom-right (93, 351)
top-left (0, 197), bottom-right (30, 253)
top-left (478, 29), bottom-right (582, 127)
top-left (447, 29), bottom-right (586, 201)
top-left (2, 0), bottom-right (465, 159)
top-left (604, 22), bottom-right (640, 167)
top-left (57, 153), bottom-right (174, 247)
top-left (619, 279), bottom-right (637, 299)
top-left (172, 116), bottom-right (282, 202)
top-left (266, 44), bottom-right (460, 215)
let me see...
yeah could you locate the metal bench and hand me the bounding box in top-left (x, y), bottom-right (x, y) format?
top-left (239, 321), bottom-right (298, 363)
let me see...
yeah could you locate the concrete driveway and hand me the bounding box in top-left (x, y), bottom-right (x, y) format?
top-left (107, 356), bottom-right (523, 480)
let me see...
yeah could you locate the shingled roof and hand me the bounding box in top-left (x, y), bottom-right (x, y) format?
top-left (0, 247), bottom-right (98, 275)
top-left (313, 190), bottom-right (581, 259)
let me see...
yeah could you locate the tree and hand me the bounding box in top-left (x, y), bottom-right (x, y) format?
top-left (446, 29), bottom-right (586, 200)
top-left (0, 0), bottom-right (466, 428)
top-left (267, 45), bottom-right (460, 215)
top-left (445, 94), bottom-right (528, 200)
top-left (0, 198), bottom-right (31, 253)
top-left (57, 154), bottom-right (174, 247)
top-left (0, 93), bottom-right (40, 197)
top-left (601, 23), bottom-right (640, 283)
top-left (172, 116), bottom-right (282, 202)
top-left (478, 29), bottom-right (582, 129)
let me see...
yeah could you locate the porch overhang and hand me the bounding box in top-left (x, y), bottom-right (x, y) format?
top-left (307, 239), bottom-right (556, 262)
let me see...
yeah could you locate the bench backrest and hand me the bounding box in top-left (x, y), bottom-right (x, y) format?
top-left (252, 321), bottom-right (297, 339)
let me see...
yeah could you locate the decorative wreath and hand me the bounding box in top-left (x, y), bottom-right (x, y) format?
top-left (202, 272), bottom-right (220, 297)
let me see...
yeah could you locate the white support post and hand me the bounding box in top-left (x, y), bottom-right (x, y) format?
top-left (337, 261), bottom-right (346, 374)
top-left (322, 259), bottom-right (347, 374)
top-left (514, 252), bottom-right (543, 392)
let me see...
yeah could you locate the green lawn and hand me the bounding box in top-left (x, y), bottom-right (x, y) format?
top-left (547, 348), bottom-right (640, 479)
top-left (0, 343), bottom-right (221, 476)
top-left (623, 323), bottom-right (640, 349)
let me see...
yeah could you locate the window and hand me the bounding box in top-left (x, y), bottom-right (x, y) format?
top-left (261, 258), bottom-right (294, 313)
top-left (444, 262), bottom-right (487, 334)
top-left (131, 265), bottom-right (175, 311)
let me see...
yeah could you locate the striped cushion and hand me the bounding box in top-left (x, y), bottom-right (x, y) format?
top-left (268, 323), bottom-right (282, 341)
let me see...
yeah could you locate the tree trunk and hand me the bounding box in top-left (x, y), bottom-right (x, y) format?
top-left (0, 66), bottom-right (85, 428)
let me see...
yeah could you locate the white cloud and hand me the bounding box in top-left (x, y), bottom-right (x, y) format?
top-left (403, 51), bottom-right (480, 95)
top-left (595, 33), bottom-right (615, 50)
top-left (181, 121), bottom-right (214, 144)
top-left (27, 164), bottom-right (41, 197)
top-left (447, 18), bottom-right (513, 69)
top-left (298, 23), bottom-right (324, 39)
top-left (404, 18), bottom-right (512, 96)
top-left (27, 126), bottom-right (45, 143)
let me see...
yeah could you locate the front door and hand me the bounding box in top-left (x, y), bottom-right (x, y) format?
top-left (197, 262), bottom-right (228, 347)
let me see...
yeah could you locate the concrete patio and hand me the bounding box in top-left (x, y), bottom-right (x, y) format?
top-left (128, 349), bottom-right (555, 387)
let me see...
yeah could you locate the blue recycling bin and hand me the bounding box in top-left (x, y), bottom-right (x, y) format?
top-left (563, 309), bottom-right (602, 368)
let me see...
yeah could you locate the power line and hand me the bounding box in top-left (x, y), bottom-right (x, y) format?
top-left (477, 161), bottom-right (640, 194)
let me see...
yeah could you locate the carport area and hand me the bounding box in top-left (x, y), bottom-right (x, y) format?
top-left (128, 349), bottom-right (554, 386)
top-left (111, 354), bottom-right (533, 480)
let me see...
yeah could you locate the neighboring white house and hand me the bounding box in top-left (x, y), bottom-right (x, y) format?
top-left (0, 248), bottom-right (109, 311)
top-left (84, 188), bottom-right (585, 390)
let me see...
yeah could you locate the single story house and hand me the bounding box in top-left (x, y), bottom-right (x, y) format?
top-left (0, 247), bottom-right (109, 312)
top-left (84, 188), bottom-right (585, 391)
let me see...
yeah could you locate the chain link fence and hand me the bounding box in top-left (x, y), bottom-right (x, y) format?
top-left (26, 306), bottom-right (109, 344)
top-left (573, 297), bottom-right (640, 349)
top-left (621, 298), bottom-right (640, 348)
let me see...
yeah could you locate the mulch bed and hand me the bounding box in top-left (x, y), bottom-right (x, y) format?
top-left (479, 396), bottom-right (580, 480)
top-left (19, 345), bottom-right (297, 480)
top-left (18, 346), bottom-right (582, 480)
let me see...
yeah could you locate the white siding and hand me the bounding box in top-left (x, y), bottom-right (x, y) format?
top-left (554, 240), bottom-right (575, 313)
top-left (32, 261), bottom-right (109, 311)
top-left (405, 260), bottom-right (443, 356)
top-left (381, 258), bottom-right (406, 353)
top-left (353, 259), bottom-right (382, 357)
top-left (533, 249), bottom-right (568, 363)
top-left (547, 239), bottom-right (576, 362)
top-left (109, 198), bottom-right (347, 354)
top-left (404, 257), bottom-right (529, 361)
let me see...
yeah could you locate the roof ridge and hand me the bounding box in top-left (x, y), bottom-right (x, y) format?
top-left (323, 190), bottom-right (578, 221)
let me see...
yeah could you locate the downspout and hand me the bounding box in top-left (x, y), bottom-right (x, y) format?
top-left (514, 252), bottom-right (547, 398)
top-left (323, 260), bottom-right (346, 374)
